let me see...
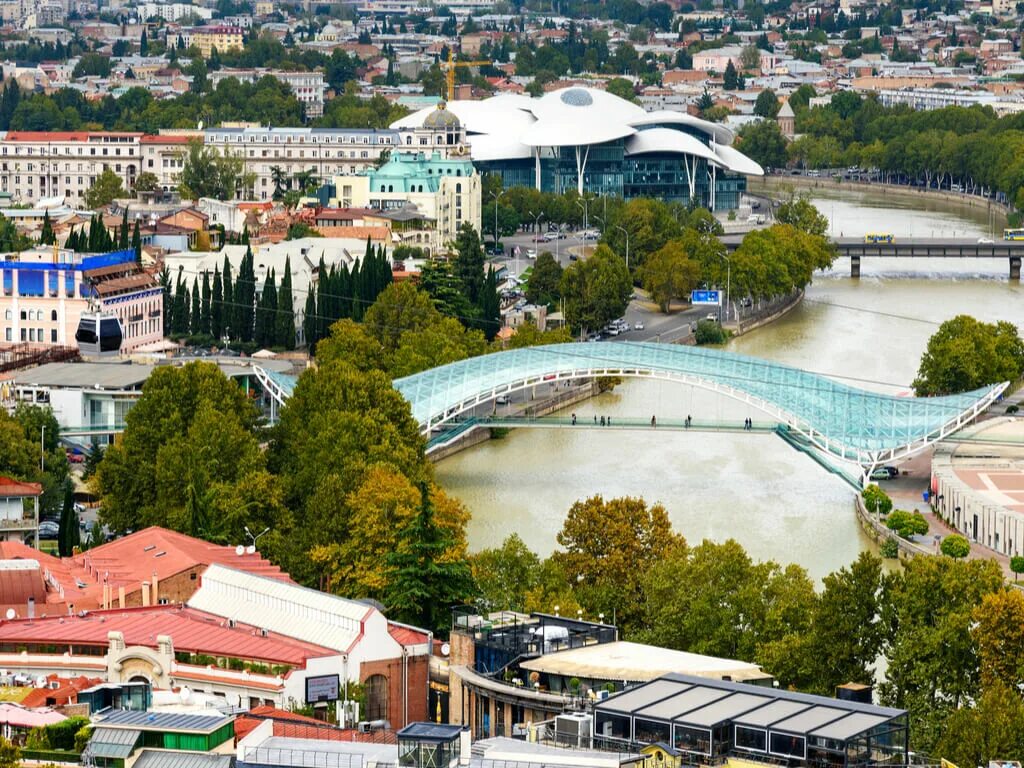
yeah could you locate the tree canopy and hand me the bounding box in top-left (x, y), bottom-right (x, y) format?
top-left (913, 315), bottom-right (1024, 396)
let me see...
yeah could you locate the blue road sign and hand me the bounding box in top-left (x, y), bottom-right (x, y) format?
top-left (691, 289), bottom-right (722, 305)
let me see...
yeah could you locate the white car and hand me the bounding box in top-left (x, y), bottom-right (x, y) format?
top-left (605, 327), bottom-right (620, 336)
top-left (977, 237), bottom-right (994, 244)
top-left (526, 249), bottom-right (537, 259)
top-left (543, 231), bottom-right (560, 242)
top-left (705, 313), bottom-right (719, 322)
top-left (634, 322), bottom-right (644, 331)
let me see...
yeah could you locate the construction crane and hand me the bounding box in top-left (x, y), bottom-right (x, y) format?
top-left (440, 49), bottom-right (490, 102)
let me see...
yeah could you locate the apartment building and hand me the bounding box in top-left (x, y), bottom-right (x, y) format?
top-left (209, 69), bottom-right (327, 118)
top-left (203, 126), bottom-right (401, 201)
top-left (0, 131), bottom-right (142, 206)
top-left (181, 25), bottom-right (243, 57)
top-left (0, 248), bottom-right (163, 353)
top-left (140, 131), bottom-right (201, 193)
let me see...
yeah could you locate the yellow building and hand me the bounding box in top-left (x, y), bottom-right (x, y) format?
top-left (641, 743), bottom-right (684, 768)
top-left (190, 25), bottom-right (243, 57)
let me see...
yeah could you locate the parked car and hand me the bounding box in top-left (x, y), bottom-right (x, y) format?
top-left (605, 327), bottom-right (620, 336)
top-left (568, 254), bottom-right (579, 261)
top-left (634, 322), bottom-right (645, 331)
top-left (495, 395), bottom-right (511, 405)
top-left (38, 521), bottom-right (60, 540)
top-left (705, 313), bottom-right (719, 322)
top-left (526, 249), bottom-right (537, 259)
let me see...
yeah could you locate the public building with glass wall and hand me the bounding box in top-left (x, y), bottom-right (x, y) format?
top-left (594, 674), bottom-right (909, 768)
top-left (392, 88), bottom-right (762, 211)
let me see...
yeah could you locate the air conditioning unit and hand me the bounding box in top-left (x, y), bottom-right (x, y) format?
top-left (596, 689), bottom-right (610, 701)
top-left (260, 628), bottom-right (269, 637)
top-left (554, 713), bottom-right (592, 749)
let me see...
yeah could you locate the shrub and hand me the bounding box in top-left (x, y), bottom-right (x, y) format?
top-left (25, 728), bottom-right (50, 751)
top-left (74, 725), bottom-right (92, 754)
top-left (1011, 555), bottom-right (1024, 581)
top-left (694, 319), bottom-right (727, 345)
top-left (45, 716), bottom-right (90, 751)
top-left (941, 534), bottom-right (971, 559)
top-left (885, 509), bottom-right (929, 539)
top-left (880, 538), bottom-right (899, 558)
top-left (1007, 404), bottom-right (1019, 414)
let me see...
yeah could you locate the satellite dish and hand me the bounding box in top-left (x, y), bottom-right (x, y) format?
top-left (441, 642), bottom-right (450, 657)
top-left (4, 610), bottom-right (14, 620)
top-left (245, 545), bottom-right (256, 555)
top-left (235, 545), bottom-right (245, 556)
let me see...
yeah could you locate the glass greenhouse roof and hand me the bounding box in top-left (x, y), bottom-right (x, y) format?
top-left (392, 342), bottom-right (1003, 463)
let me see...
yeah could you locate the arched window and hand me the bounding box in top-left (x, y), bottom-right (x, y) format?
top-left (388, 185), bottom-right (393, 192)
top-left (406, 136), bottom-right (412, 145)
top-left (436, 136), bottom-right (442, 144)
top-left (365, 674), bottom-right (388, 721)
top-left (456, 183), bottom-right (462, 193)
top-left (51, 310), bottom-right (57, 321)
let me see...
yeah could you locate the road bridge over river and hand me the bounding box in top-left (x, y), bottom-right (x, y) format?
top-left (721, 235), bottom-right (1024, 278)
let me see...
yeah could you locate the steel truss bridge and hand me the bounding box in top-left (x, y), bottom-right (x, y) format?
top-left (385, 342), bottom-right (1006, 485)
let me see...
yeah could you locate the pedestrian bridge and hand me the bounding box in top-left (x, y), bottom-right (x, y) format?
top-left (391, 342), bottom-right (1006, 476)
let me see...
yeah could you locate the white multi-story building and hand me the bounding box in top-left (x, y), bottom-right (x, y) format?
top-left (0, 131), bottom-right (142, 206)
top-left (203, 126), bottom-right (401, 201)
top-left (137, 1), bottom-right (213, 20)
top-left (209, 69), bottom-right (327, 118)
top-left (140, 131), bottom-right (202, 193)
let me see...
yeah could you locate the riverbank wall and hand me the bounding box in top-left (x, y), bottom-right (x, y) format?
top-left (854, 494), bottom-right (933, 563)
top-left (750, 176), bottom-right (1010, 225)
top-left (429, 381), bottom-right (600, 463)
top-left (727, 290), bottom-right (803, 339)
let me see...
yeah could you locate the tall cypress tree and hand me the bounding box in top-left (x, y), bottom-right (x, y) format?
top-left (350, 258), bottom-right (363, 321)
top-left (190, 277), bottom-right (201, 335)
top-left (315, 257), bottom-right (329, 341)
top-left (276, 256), bottom-right (295, 349)
top-left (222, 256), bottom-right (234, 340)
top-left (200, 271), bottom-right (212, 335)
top-left (303, 290), bottom-right (317, 351)
top-left (119, 207), bottom-right (129, 248)
top-left (211, 266), bottom-right (223, 339)
top-left (39, 210), bottom-right (54, 245)
top-left (131, 219), bottom-right (141, 262)
top-left (478, 265), bottom-right (500, 341)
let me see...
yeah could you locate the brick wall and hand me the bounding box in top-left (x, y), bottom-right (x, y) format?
top-left (360, 654), bottom-right (429, 728)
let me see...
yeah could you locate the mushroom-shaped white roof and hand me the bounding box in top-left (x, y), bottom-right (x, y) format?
top-left (624, 128), bottom-right (719, 162)
top-left (529, 86), bottom-right (647, 124)
top-left (468, 133), bottom-right (534, 161)
top-left (629, 110), bottom-right (735, 145)
top-left (521, 118), bottom-right (636, 148)
top-left (712, 143), bottom-right (765, 176)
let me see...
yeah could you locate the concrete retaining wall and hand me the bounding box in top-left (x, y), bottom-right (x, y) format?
top-left (728, 290), bottom-right (803, 339)
top-left (854, 494), bottom-right (932, 563)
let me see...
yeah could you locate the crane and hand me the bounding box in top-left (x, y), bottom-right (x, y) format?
top-left (440, 49), bottom-right (490, 102)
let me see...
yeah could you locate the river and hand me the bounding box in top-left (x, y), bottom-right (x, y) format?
top-left (434, 187), bottom-right (1024, 581)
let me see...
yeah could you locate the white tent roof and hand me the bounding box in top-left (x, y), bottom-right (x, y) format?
top-left (712, 143), bottom-right (765, 176)
top-left (624, 128), bottom-right (719, 162)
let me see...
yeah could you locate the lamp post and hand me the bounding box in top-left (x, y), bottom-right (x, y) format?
top-left (244, 525), bottom-right (270, 554)
top-left (489, 189), bottom-right (506, 252)
top-left (718, 252), bottom-right (731, 324)
top-left (528, 209), bottom-right (544, 267)
top-left (575, 198), bottom-right (588, 233)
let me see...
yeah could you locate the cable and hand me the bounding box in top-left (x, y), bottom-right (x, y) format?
top-left (802, 297), bottom-right (941, 326)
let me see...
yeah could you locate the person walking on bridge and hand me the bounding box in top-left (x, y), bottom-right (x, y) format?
top-left (651, 415), bottom-right (657, 428)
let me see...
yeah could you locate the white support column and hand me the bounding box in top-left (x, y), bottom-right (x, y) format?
top-left (534, 147), bottom-right (542, 191)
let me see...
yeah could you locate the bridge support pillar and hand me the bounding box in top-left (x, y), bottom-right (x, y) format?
top-left (850, 256), bottom-right (861, 279)
top-left (1011, 255), bottom-right (1021, 281)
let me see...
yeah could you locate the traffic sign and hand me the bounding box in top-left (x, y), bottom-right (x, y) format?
top-left (691, 290), bottom-right (721, 306)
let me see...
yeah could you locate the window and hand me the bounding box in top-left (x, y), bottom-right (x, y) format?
top-left (735, 726), bottom-right (766, 753)
top-left (50, 329), bottom-right (57, 342)
top-left (769, 733), bottom-right (805, 759)
top-left (51, 310), bottom-right (57, 321)
top-left (365, 674), bottom-right (388, 721)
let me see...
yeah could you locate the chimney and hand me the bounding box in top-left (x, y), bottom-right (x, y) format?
top-left (151, 572), bottom-right (159, 605)
top-left (141, 582), bottom-right (150, 607)
top-left (27, 598), bottom-right (35, 620)
top-left (118, 586), bottom-right (126, 608)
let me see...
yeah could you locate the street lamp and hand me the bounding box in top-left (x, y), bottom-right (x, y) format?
top-left (718, 251), bottom-right (731, 324)
top-left (244, 526), bottom-right (270, 554)
top-left (489, 189), bottom-right (506, 252)
top-left (575, 198), bottom-right (588, 233)
top-left (528, 209), bottom-right (545, 263)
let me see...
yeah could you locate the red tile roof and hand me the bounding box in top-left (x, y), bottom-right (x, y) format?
top-left (0, 605), bottom-right (333, 666)
top-left (0, 477), bottom-right (42, 498)
top-left (48, 526), bottom-right (292, 611)
top-left (388, 623), bottom-right (430, 647)
top-left (20, 675), bottom-right (102, 708)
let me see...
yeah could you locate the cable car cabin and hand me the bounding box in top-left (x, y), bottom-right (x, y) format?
top-left (75, 312), bottom-right (123, 356)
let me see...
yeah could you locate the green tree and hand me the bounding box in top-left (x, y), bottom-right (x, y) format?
top-left (740, 44), bottom-right (762, 71)
top-left (1011, 555), bottom-right (1024, 581)
top-left (941, 533), bottom-right (971, 559)
top-left (862, 484), bottom-right (892, 516)
top-left (525, 252), bottom-right (562, 309)
top-left (57, 480), bottom-right (80, 557)
top-left (559, 244), bottom-right (631, 333)
top-left (775, 196), bottom-right (829, 236)
top-left (753, 88), bottom-right (781, 118)
top-left (641, 238), bottom-right (701, 313)
top-left (605, 77), bottom-right (637, 103)
top-left (39, 209), bottom-right (54, 245)
top-left (0, 736), bottom-right (19, 768)
top-left (934, 682), bottom-right (1024, 768)
top-left (555, 495), bottom-right (685, 633)
top-left (880, 556), bottom-right (1005, 753)
top-left (913, 315), bottom-right (1024, 396)
top-left (135, 171), bottom-right (159, 194)
top-left (84, 168), bottom-right (126, 209)
top-left (723, 59), bottom-right (739, 90)
top-left (382, 482), bottom-right (475, 633)
top-left (177, 138), bottom-right (246, 201)
top-left (471, 533), bottom-right (541, 612)
top-left (737, 120), bottom-right (787, 170)
top-left (452, 222), bottom-right (486, 305)
top-left (973, 589), bottom-right (1024, 692)
top-left (275, 256), bottom-right (295, 349)
top-left (885, 509), bottom-right (929, 539)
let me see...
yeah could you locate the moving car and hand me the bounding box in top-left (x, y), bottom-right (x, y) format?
top-left (495, 395), bottom-right (511, 405)
top-left (526, 249), bottom-right (537, 259)
top-left (705, 313), bottom-right (719, 322)
top-left (634, 322), bottom-right (645, 331)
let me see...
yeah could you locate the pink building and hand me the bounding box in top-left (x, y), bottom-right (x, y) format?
top-left (0, 249), bottom-right (163, 354)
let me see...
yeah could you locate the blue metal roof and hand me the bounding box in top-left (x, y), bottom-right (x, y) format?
top-left (392, 342), bottom-right (1004, 466)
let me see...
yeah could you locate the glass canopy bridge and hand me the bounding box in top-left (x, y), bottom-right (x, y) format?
top-left (388, 342), bottom-right (1006, 485)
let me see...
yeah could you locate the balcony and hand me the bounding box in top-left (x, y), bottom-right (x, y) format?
top-left (0, 517), bottom-right (36, 531)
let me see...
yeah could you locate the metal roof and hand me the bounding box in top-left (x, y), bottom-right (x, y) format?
top-left (770, 706), bottom-right (850, 735)
top-left (635, 687), bottom-right (731, 722)
top-left (596, 679), bottom-right (689, 715)
top-left (97, 709), bottom-right (233, 733)
top-left (733, 699), bottom-right (813, 728)
top-left (675, 692), bottom-right (775, 728)
top-left (85, 727), bottom-right (140, 759)
top-left (397, 722), bottom-right (464, 741)
top-left (188, 563), bottom-right (372, 653)
top-left (132, 750), bottom-right (234, 768)
top-left (391, 342), bottom-right (1005, 466)
top-left (808, 712), bottom-right (891, 741)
